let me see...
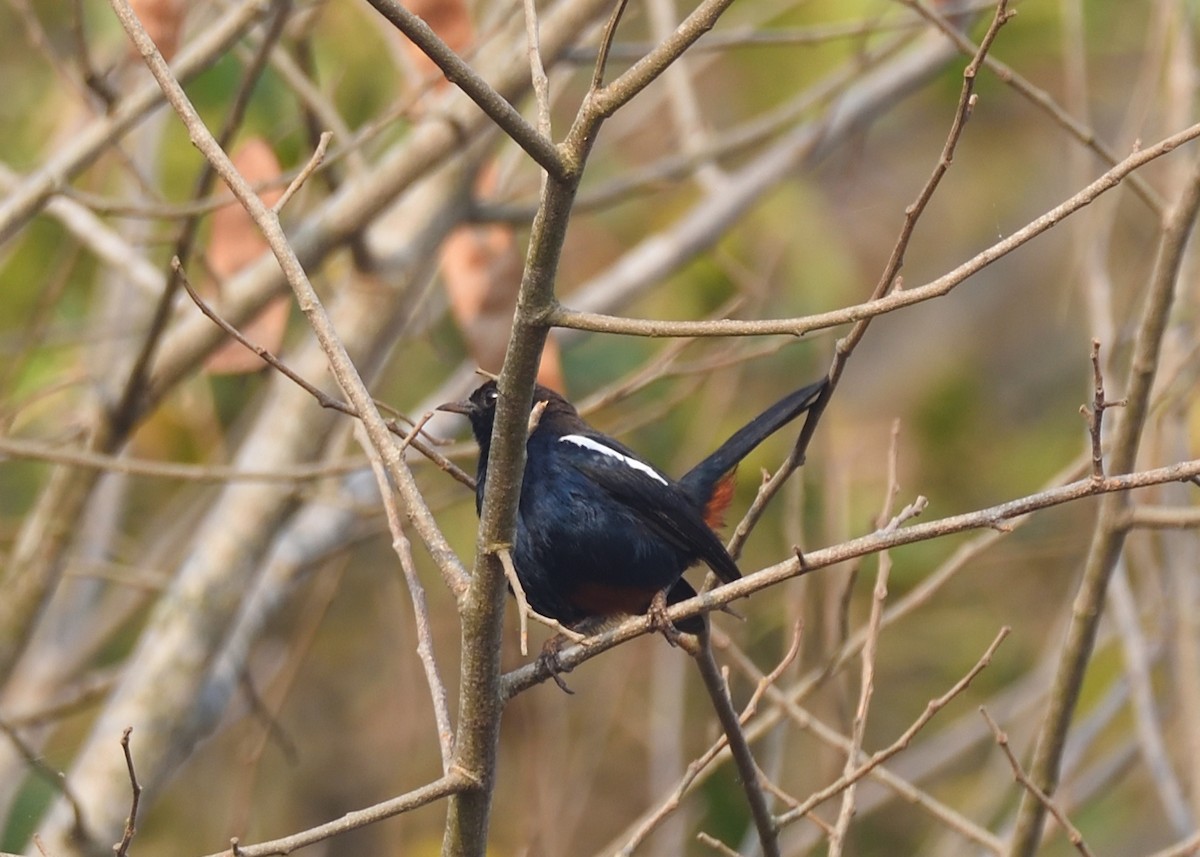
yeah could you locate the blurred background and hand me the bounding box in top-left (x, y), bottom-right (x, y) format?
top-left (1, 0), bottom-right (1198, 854)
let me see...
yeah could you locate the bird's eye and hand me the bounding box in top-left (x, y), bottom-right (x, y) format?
top-left (486, 388), bottom-right (499, 402)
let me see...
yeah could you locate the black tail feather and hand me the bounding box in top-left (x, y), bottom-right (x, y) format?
top-left (679, 378), bottom-right (827, 507)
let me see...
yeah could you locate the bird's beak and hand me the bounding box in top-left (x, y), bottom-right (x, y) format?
top-left (436, 399), bottom-right (473, 416)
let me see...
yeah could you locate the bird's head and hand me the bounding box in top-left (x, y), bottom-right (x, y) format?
top-left (438, 380), bottom-right (575, 449)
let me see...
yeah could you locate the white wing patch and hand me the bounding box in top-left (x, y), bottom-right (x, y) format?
top-left (559, 435), bottom-right (668, 485)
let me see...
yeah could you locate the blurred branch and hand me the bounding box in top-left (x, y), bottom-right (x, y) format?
top-left (776, 628), bottom-right (1010, 828)
top-left (0, 0), bottom-right (270, 245)
top-left (109, 0), bottom-right (468, 593)
top-left (828, 420), bottom-right (906, 856)
top-left (0, 434), bottom-right (368, 482)
top-left (175, 260), bottom-right (474, 489)
top-left (723, 629), bottom-right (1009, 854)
top-left (0, 162), bottom-right (165, 297)
top-left (557, 28), bottom-right (960, 333)
top-left (1108, 561), bottom-right (1194, 832)
top-left (0, 716), bottom-right (88, 841)
top-left (1122, 504), bottom-right (1200, 529)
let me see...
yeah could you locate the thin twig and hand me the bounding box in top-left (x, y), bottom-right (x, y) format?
top-left (272, 130), bottom-right (331, 214)
top-left (110, 0), bottom-right (472, 616)
top-left (0, 0), bottom-right (271, 244)
top-left (496, 545), bottom-right (531, 656)
top-left (696, 831), bottom-right (741, 856)
top-left (775, 628), bottom-right (1011, 827)
top-left (900, 0), bottom-right (1163, 213)
top-left (616, 624), bottom-right (802, 856)
top-left (494, 545), bottom-right (586, 657)
top-left (357, 421), bottom-right (455, 771)
top-left (1009, 147), bottom-right (1200, 857)
top-left (591, 0), bottom-right (632, 91)
top-left (361, 0), bottom-right (567, 181)
top-left (980, 707), bottom-right (1096, 857)
top-left (199, 772), bottom-right (471, 857)
top-left (549, 118), bottom-right (1200, 340)
top-left (588, 0), bottom-right (736, 120)
top-left (113, 727), bottom-right (142, 857)
top-left (715, 629), bottom-right (1006, 853)
top-left (173, 258), bottom-right (473, 489)
top-left (1080, 339), bottom-right (1126, 479)
top-left (522, 0), bottom-right (551, 144)
top-left (0, 716), bottom-right (89, 843)
top-left (0, 434), bottom-right (367, 483)
top-left (109, 0), bottom-right (293, 440)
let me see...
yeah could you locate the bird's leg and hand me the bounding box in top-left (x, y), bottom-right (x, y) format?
top-left (536, 636), bottom-right (575, 694)
top-left (646, 588), bottom-right (684, 647)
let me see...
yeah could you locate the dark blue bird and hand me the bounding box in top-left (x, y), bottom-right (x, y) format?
top-left (440, 377), bottom-right (826, 634)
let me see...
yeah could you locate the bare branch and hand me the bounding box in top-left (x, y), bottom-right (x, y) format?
top-left (550, 119), bottom-right (1200, 339)
top-left (113, 728), bottom-right (141, 857)
top-left (503, 460), bottom-right (1200, 695)
top-left (361, 0), bottom-right (568, 182)
top-left (688, 632), bottom-right (780, 857)
top-left (200, 772), bottom-right (471, 857)
top-left (981, 707), bottom-right (1096, 857)
top-left (776, 628), bottom-right (1011, 827)
top-left (272, 130), bottom-right (331, 214)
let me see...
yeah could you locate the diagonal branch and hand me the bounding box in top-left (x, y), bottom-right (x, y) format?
top-left (549, 117), bottom-right (1200, 340)
top-left (501, 458), bottom-right (1200, 696)
top-left (361, 0), bottom-right (568, 182)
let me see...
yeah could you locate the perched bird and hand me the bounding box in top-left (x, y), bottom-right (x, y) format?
top-left (440, 377), bottom-right (826, 635)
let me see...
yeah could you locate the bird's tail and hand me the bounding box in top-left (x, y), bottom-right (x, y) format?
top-left (680, 378), bottom-right (827, 525)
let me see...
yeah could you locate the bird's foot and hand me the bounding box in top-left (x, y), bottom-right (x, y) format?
top-left (647, 589), bottom-right (684, 647)
top-left (536, 635), bottom-right (575, 695)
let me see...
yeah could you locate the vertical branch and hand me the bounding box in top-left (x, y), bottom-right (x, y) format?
top-left (442, 167), bottom-right (584, 857)
top-left (688, 633), bottom-right (780, 857)
top-left (1007, 155), bottom-right (1200, 857)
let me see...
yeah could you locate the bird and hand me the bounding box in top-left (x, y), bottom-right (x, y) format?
top-left (439, 376), bottom-right (827, 637)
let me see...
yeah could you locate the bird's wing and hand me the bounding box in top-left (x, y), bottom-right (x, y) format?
top-left (558, 433), bottom-right (742, 584)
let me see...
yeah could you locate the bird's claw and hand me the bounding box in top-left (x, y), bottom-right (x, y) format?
top-left (647, 589), bottom-right (684, 647)
top-left (537, 635), bottom-right (575, 694)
